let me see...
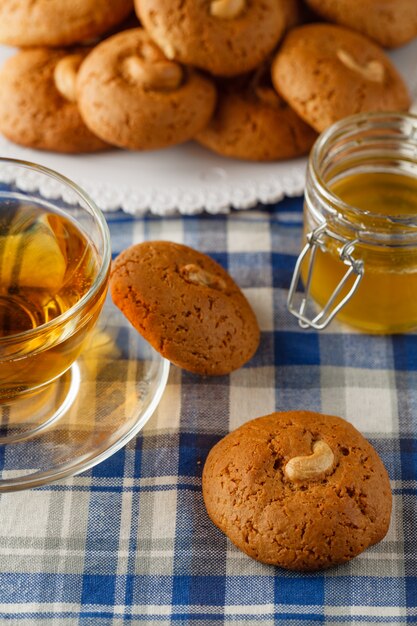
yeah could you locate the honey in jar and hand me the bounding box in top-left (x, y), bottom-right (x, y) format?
top-left (288, 112), bottom-right (417, 333)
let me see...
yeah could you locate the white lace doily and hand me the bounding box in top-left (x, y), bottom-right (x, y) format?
top-left (0, 39), bottom-right (416, 216)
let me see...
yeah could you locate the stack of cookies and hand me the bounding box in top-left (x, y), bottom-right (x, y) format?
top-left (0, 0), bottom-right (414, 160)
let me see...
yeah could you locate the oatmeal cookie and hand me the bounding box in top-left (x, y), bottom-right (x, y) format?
top-left (272, 23), bottom-right (410, 132)
top-left (110, 241), bottom-right (260, 375)
top-left (203, 411), bottom-right (392, 569)
top-left (77, 28), bottom-right (217, 150)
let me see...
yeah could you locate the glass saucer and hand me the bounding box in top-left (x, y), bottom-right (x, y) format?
top-left (0, 294), bottom-right (170, 492)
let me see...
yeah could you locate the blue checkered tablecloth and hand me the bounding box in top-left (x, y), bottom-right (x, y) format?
top-left (0, 197), bottom-right (416, 625)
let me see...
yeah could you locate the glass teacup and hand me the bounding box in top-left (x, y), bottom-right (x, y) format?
top-left (0, 159), bottom-right (111, 405)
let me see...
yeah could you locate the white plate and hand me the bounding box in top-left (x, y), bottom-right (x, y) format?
top-left (0, 40), bottom-right (416, 215)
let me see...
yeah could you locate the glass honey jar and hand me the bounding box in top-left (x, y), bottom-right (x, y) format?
top-left (287, 112), bottom-right (417, 333)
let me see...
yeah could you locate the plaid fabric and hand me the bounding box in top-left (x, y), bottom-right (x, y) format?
top-left (0, 197), bottom-right (416, 625)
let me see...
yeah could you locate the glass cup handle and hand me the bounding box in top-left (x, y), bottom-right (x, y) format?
top-left (287, 223), bottom-right (364, 330)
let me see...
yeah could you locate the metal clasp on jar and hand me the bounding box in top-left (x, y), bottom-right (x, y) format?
top-left (287, 223), bottom-right (364, 330)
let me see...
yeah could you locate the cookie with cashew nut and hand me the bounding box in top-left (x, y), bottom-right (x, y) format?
top-left (271, 23), bottom-right (410, 133)
top-left (0, 48), bottom-right (108, 153)
top-left (203, 411), bottom-right (392, 570)
top-left (134, 0), bottom-right (288, 77)
top-left (196, 73), bottom-right (317, 161)
top-left (0, 0), bottom-right (133, 47)
top-left (76, 28), bottom-right (217, 150)
top-left (304, 0), bottom-right (417, 49)
top-left (110, 241), bottom-right (260, 376)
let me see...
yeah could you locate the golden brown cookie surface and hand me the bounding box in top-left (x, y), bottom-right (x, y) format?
top-left (77, 28), bottom-right (217, 150)
top-left (203, 411), bottom-right (392, 570)
top-left (272, 23), bottom-right (411, 133)
top-left (0, 0), bottom-right (133, 47)
top-left (0, 48), bottom-right (108, 153)
top-left (110, 241), bottom-right (260, 376)
top-left (196, 74), bottom-right (317, 161)
top-left (281, 0), bottom-right (310, 30)
top-left (135, 0), bottom-right (287, 77)
top-left (304, 0), bottom-right (417, 49)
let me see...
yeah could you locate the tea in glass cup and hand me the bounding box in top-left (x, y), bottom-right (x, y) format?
top-left (0, 159), bottom-right (111, 405)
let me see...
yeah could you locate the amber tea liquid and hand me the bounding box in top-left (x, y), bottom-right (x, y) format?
top-left (0, 202), bottom-right (107, 400)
